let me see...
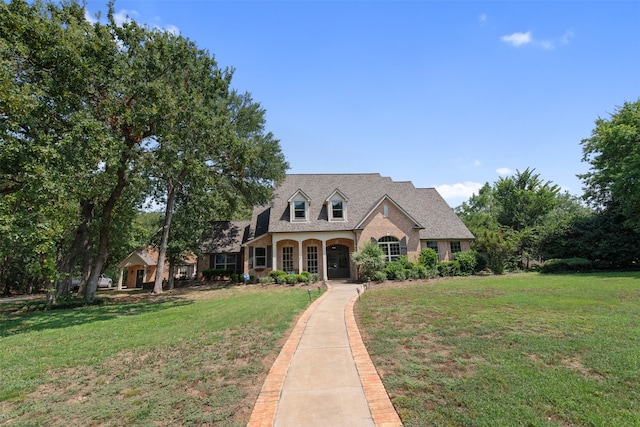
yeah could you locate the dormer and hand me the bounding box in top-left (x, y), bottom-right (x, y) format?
top-left (326, 189), bottom-right (348, 222)
top-left (288, 190), bottom-right (311, 222)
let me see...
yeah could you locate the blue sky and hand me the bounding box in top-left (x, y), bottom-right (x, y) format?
top-left (85, 1), bottom-right (640, 207)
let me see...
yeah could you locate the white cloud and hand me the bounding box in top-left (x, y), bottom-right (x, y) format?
top-left (474, 159), bottom-right (482, 167)
top-left (501, 31), bottom-right (532, 47)
top-left (84, 10), bottom-right (98, 25)
top-left (435, 182), bottom-right (484, 201)
top-left (113, 9), bottom-right (139, 26)
top-left (560, 30), bottom-right (574, 45)
top-left (479, 14), bottom-right (487, 24)
top-left (496, 167), bottom-right (512, 176)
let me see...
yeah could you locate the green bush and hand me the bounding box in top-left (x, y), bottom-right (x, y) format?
top-left (300, 271), bottom-right (312, 283)
top-left (384, 261), bottom-right (407, 280)
top-left (284, 274), bottom-right (299, 285)
top-left (311, 273), bottom-right (320, 283)
top-left (373, 271), bottom-right (387, 282)
top-left (409, 265), bottom-right (428, 279)
top-left (453, 250), bottom-right (478, 275)
top-left (352, 242), bottom-right (386, 280)
top-left (258, 276), bottom-right (274, 284)
top-left (438, 260), bottom-right (461, 277)
top-left (230, 273), bottom-right (239, 283)
top-left (540, 258), bottom-right (592, 274)
top-left (419, 248), bottom-right (439, 270)
top-left (269, 270), bottom-right (287, 279)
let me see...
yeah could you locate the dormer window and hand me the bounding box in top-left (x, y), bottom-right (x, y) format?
top-left (331, 200), bottom-right (344, 219)
top-left (288, 190), bottom-right (311, 223)
top-left (326, 189), bottom-right (348, 222)
top-left (294, 201), bottom-right (306, 220)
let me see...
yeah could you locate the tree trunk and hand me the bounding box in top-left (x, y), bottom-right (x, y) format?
top-left (56, 202), bottom-right (92, 299)
top-left (85, 161), bottom-right (129, 302)
top-left (167, 264), bottom-right (176, 290)
top-left (153, 183), bottom-right (177, 294)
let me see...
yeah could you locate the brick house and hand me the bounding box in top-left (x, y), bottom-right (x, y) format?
top-left (199, 174), bottom-right (475, 281)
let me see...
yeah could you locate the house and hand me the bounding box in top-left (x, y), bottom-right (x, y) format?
top-left (199, 174), bottom-right (475, 281)
top-left (117, 248), bottom-right (197, 289)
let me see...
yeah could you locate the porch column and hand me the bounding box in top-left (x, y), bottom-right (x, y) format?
top-left (272, 235), bottom-right (280, 271)
top-left (117, 267), bottom-right (124, 290)
top-left (321, 238), bottom-right (328, 281)
top-left (298, 239), bottom-right (303, 273)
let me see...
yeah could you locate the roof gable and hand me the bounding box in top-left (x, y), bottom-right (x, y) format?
top-left (355, 194), bottom-right (424, 230)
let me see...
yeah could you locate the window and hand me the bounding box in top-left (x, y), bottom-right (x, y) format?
top-left (210, 253), bottom-right (236, 271)
top-left (282, 246), bottom-right (294, 272)
top-left (378, 236), bottom-right (400, 262)
top-left (293, 201), bottom-right (306, 221)
top-left (450, 241), bottom-right (462, 254)
top-left (332, 200), bottom-right (343, 219)
top-left (254, 247), bottom-right (267, 268)
top-left (383, 204), bottom-right (389, 218)
top-left (306, 246), bottom-right (318, 274)
top-left (426, 241), bottom-right (439, 254)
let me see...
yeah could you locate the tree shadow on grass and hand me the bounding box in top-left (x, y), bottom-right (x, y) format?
top-left (0, 295), bottom-right (194, 337)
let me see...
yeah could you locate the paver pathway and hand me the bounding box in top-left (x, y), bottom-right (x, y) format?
top-left (248, 282), bottom-right (402, 427)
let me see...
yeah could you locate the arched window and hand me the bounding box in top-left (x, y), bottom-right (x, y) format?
top-left (378, 236), bottom-right (400, 262)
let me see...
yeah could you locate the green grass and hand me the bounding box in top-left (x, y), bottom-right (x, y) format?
top-left (356, 272), bottom-right (640, 426)
top-left (0, 285), bottom-right (319, 426)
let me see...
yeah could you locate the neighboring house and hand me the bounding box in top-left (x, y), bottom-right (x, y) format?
top-left (199, 174), bottom-right (475, 282)
top-left (117, 248), bottom-right (197, 289)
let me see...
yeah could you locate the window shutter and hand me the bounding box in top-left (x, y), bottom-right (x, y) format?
top-left (209, 254), bottom-right (215, 269)
top-left (400, 237), bottom-right (408, 255)
top-left (267, 246), bottom-right (273, 268)
top-left (370, 237), bottom-right (377, 244)
top-left (248, 247), bottom-right (254, 269)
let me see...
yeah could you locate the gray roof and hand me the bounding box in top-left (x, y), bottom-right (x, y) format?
top-left (266, 174), bottom-right (474, 240)
top-left (200, 220), bottom-right (251, 253)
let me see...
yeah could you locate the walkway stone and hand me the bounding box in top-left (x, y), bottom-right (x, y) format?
top-left (247, 282), bottom-right (402, 427)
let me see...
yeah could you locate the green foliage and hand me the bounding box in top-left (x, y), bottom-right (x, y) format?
top-left (284, 275), bottom-right (299, 285)
top-left (352, 242), bottom-right (386, 280)
top-left (474, 230), bottom-right (512, 274)
top-left (408, 265), bottom-right (429, 280)
top-left (418, 248), bottom-right (439, 270)
top-left (580, 100), bottom-right (640, 232)
top-left (438, 260), bottom-right (461, 277)
top-left (540, 258), bottom-right (592, 274)
top-left (373, 271), bottom-right (387, 282)
top-left (452, 250), bottom-right (478, 275)
top-left (258, 275), bottom-right (274, 284)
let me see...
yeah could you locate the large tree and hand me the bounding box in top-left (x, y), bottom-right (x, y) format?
top-left (1, 0), bottom-right (288, 300)
top-left (579, 99), bottom-right (640, 232)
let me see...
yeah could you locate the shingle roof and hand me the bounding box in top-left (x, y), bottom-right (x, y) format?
top-left (265, 174), bottom-right (475, 240)
top-left (200, 220), bottom-right (251, 253)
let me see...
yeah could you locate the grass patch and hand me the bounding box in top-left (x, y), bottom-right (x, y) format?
top-left (0, 284), bottom-right (320, 426)
top-left (356, 272), bottom-right (640, 426)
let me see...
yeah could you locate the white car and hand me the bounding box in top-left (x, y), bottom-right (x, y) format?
top-left (98, 274), bottom-right (113, 289)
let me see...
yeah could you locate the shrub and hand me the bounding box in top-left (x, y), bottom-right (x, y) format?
top-left (373, 271), bottom-right (387, 282)
top-left (230, 273), bottom-right (239, 283)
top-left (409, 265), bottom-right (428, 279)
top-left (285, 274), bottom-right (300, 285)
top-left (453, 250), bottom-right (478, 275)
top-left (311, 273), bottom-right (320, 283)
top-left (300, 271), bottom-right (312, 283)
top-left (352, 242), bottom-right (386, 280)
top-left (384, 261), bottom-right (405, 280)
top-left (540, 258), bottom-right (592, 274)
top-left (419, 248), bottom-right (439, 270)
top-left (258, 276), bottom-right (273, 284)
top-left (269, 270), bottom-right (288, 284)
top-left (438, 260), bottom-right (461, 277)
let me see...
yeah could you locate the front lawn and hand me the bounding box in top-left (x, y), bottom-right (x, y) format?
top-left (356, 272), bottom-right (640, 426)
top-left (0, 285), bottom-right (318, 426)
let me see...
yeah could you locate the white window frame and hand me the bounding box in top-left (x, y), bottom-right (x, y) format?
top-left (282, 246), bottom-right (294, 272)
top-left (306, 246), bottom-right (318, 274)
top-left (254, 247), bottom-right (267, 268)
top-left (379, 236), bottom-right (400, 262)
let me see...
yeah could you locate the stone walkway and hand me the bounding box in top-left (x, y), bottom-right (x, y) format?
top-left (247, 282), bottom-right (402, 427)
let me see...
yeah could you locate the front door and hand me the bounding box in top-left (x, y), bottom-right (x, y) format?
top-left (327, 244), bottom-right (350, 279)
top-left (136, 269), bottom-right (144, 288)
